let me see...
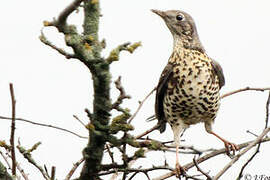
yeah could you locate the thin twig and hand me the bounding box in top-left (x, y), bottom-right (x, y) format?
top-left (214, 127), bottom-right (270, 179)
top-left (265, 91), bottom-right (270, 128)
top-left (111, 76), bottom-right (131, 110)
top-left (0, 151), bottom-right (12, 170)
top-left (64, 157), bottom-right (84, 180)
top-left (73, 115), bottom-right (86, 127)
top-left (221, 87), bottom-right (270, 99)
top-left (9, 83), bottom-right (16, 176)
top-left (128, 88), bottom-right (156, 124)
top-left (17, 144), bottom-right (50, 180)
top-left (98, 166), bottom-right (174, 176)
top-left (153, 136), bottom-right (270, 180)
top-left (135, 124), bottom-right (159, 139)
top-left (1, 150), bottom-right (29, 180)
top-left (39, 30), bottom-right (76, 59)
top-left (15, 161), bottom-right (29, 180)
top-left (237, 91), bottom-right (270, 179)
top-left (51, 166), bottom-right (56, 180)
top-left (0, 116), bottom-right (87, 139)
top-left (246, 130), bottom-right (258, 137)
top-left (193, 156), bottom-right (212, 180)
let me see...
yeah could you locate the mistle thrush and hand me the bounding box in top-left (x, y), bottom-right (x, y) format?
top-left (152, 9), bottom-right (239, 176)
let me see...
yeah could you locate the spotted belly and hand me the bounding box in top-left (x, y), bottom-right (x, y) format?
top-left (163, 66), bottom-right (221, 126)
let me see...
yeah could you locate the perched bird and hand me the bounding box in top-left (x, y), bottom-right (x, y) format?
top-left (151, 9), bottom-right (239, 176)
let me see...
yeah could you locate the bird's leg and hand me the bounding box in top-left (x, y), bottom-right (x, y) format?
top-left (175, 144), bottom-right (186, 178)
top-left (209, 131), bottom-right (239, 155)
top-left (205, 122), bottom-right (239, 155)
top-left (172, 125), bottom-right (186, 177)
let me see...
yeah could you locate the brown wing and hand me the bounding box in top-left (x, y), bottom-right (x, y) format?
top-left (211, 59), bottom-right (225, 88)
top-left (155, 63), bottom-right (174, 133)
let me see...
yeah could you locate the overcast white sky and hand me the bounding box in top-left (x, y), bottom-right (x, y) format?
top-left (1, 0), bottom-right (270, 179)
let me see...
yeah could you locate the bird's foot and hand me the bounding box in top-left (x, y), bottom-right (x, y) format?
top-left (224, 141), bottom-right (239, 156)
top-left (175, 162), bottom-right (186, 178)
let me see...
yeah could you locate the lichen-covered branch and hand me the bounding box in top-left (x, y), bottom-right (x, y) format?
top-left (0, 160), bottom-right (13, 180)
top-left (17, 144), bottom-right (50, 180)
top-left (106, 42), bottom-right (141, 64)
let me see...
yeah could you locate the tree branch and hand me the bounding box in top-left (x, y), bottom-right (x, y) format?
top-left (65, 158), bottom-right (84, 180)
top-left (128, 88), bottom-right (156, 124)
top-left (153, 136), bottom-right (270, 180)
top-left (39, 30), bottom-right (76, 59)
top-left (9, 83), bottom-right (16, 176)
top-left (111, 76), bottom-right (131, 110)
top-left (237, 91), bottom-right (270, 179)
top-left (193, 156), bottom-right (212, 180)
top-left (17, 144), bottom-right (50, 180)
top-left (214, 127), bottom-right (270, 179)
top-left (221, 87), bottom-right (270, 99)
top-left (0, 116), bottom-right (87, 139)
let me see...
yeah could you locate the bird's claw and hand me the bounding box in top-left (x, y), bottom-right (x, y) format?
top-left (175, 162), bottom-right (186, 178)
top-left (224, 141), bottom-right (239, 156)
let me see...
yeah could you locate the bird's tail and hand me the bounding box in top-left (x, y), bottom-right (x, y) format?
top-left (146, 115), bottom-right (166, 133)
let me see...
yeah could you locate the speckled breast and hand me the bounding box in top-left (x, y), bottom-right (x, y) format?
top-left (163, 50), bottom-right (221, 126)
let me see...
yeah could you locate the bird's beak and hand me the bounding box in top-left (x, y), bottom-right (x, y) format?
top-left (151, 9), bottom-right (166, 19)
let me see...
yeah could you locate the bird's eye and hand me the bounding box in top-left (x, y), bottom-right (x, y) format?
top-left (176, 14), bottom-right (183, 21)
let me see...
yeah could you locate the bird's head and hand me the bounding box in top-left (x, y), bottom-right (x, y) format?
top-left (152, 9), bottom-right (197, 37)
top-left (151, 9), bottom-right (204, 52)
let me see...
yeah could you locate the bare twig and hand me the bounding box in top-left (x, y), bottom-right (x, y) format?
top-left (1, 150), bottom-right (29, 180)
top-left (106, 144), bottom-right (115, 164)
top-left (73, 115), bottom-right (86, 127)
top-left (246, 130), bottom-right (258, 137)
top-left (153, 136), bottom-right (270, 180)
top-left (51, 166), bottom-right (56, 180)
top-left (135, 124), bottom-right (159, 139)
top-left (128, 88), bottom-right (156, 124)
top-left (98, 166), bottom-right (174, 176)
top-left (39, 30), bottom-right (76, 59)
top-left (9, 83), bottom-right (16, 176)
top-left (265, 91), bottom-right (270, 128)
top-left (15, 161), bottom-right (29, 180)
top-left (214, 127), bottom-right (270, 179)
top-left (111, 76), bottom-right (131, 110)
top-left (237, 91), bottom-right (270, 179)
top-left (193, 156), bottom-right (212, 180)
top-left (0, 151), bottom-right (12, 170)
top-left (221, 87), bottom-right (270, 99)
top-left (0, 116), bottom-right (87, 139)
top-left (64, 157), bottom-right (84, 180)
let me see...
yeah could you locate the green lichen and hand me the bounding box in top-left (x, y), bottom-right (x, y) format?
top-left (134, 148), bottom-right (145, 158)
top-left (109, 110), bottom-right (133, 134)
top-left (127, 41), bottom-right (142, 53)
top-left (148, 140), bottom-right (163, 150)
